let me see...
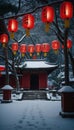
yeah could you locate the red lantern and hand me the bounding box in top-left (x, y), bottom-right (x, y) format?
top-left (8, 19), bottom-right (18, 39)
top-left (27, 44), bottom-right (34, 56)
top-left (35, 44), bottom-right (41, 55)
top-left (20, 44), bottom-right (27, 57)
top-left (0, 65), bottom-right (5, 71)
top-left (41, 43), bottom-right (50, 57)
top-left (0, 65), bottom-right (5, 77)
top-left (62, 39), bottom-right (72, 49)
top-left (60, 2), bottom-right (73, 28)
top-left (12, 42), bottom-right (18, 55)
top-left (41, 6), bottom-right (54, 32)
top-left (67, 39), bottom-right (72, 49)
top-left (51, 40), bottom-right (60, 54)
top-left (22, 14), bottom-right (34, 36)
top-left (0, 34), bottom-right (8, 47)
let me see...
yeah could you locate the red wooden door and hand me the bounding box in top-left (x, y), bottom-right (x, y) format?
top-left (39, 72), bottom-right (47, 89)
top-left (21, 72), bottom-right (30, 89)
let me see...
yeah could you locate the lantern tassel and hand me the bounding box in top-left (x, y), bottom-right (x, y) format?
top-left (13, 51), bottom-right (16, 55)
top-left (10, 32), bottom-right (15, 39)
top-left (64, 19), bottom-right (70, 28)
top-left (37, 52), bottom-right (40, 56)
top-left (45, 23), bottom-right (50, 32)
top-left (54, 50), bottom-right (58, 55)
top-left (21, 53), bottom-right (25, 57)
top-left (30, 53), bottom-right (32, 57)
top-left (26, 29), bottom-right (30, 37)
top-left (2, 43), bottom-right (6, 48)
top-left (44, 52), bottom-right (47, 57)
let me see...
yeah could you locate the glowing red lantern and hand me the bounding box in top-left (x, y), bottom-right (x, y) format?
top-left (41, 6), bottom-right (54, 32)
top-left (22, 14), bottom-right (34, 36)
top-left (67, 39), bottom-right (72, 49)
top-left (60, 2), bottom-right (73, 28)
top-left (0, 65), bottom-right (5, 71)
top-left (27, 44), bottom-right (34, 56)
top-left (35, 44), bottom-right (41, 55)
top-left (51, 40), bottom-right (60, 54)
top-left (41, 43), bottom-right (50, 57)
top-left (62, 39), bottom-right (72, 49)
top-left (0, 65), bottom-right (5, 77)
top-left (20, 44), bottom-right (27, 57)
top-left (0, 34), bottom-right (8, 47)
top-left (12, 42), bottom-right (18, 55)
top-left (8, 19), bottom-right (18, 39)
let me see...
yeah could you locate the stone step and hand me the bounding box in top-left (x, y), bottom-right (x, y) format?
top-left (22, 91), bottom-right (47, 100)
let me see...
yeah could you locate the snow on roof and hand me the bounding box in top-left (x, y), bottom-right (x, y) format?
top-left (58, 86), bottom-right (74, 93)
top-left (18, 60), bottom-right (58, 69)
top-left (1, 85), bottom-right (13, 90)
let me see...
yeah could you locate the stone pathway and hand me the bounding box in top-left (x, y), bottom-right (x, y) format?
top-left (0, 100), bottom-right (74, 130)
top-left (14, 101), bottom-right (52, 130)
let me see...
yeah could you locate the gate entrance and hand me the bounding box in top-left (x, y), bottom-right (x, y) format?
top-left (30, 73), bottom-right (39, 90)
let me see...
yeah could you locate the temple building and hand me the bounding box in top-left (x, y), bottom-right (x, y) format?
top-left (0, 60), bottom-right (58, 90)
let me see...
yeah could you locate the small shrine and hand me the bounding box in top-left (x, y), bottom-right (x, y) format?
top-left (0, 60), bottom-right (58, 90)
top-left (11, 59), bottom-right (58, 90)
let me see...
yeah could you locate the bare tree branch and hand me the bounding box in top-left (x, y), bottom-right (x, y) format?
top-left (0, 0), bottom-right (64, 20)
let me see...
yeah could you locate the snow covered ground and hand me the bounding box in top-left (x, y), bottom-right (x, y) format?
top-left (0, 98), bottom-right (74, 130)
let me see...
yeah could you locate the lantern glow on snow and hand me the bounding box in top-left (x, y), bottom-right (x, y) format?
top-left (41, 43), bottom-right (50, 57)
top-left (12, 42), bottom-right (18, 55)
top-left (22, 14), bottom-right (34, 36)
top-left (20, 44), bottom-right (27, 57)
top-left (27, 44), bottom-right (34, 56)
top-left (41, 6), bottom-right (54, 32)
top-left (60, 2), bottom-right (73, 28)
top-left (8, 19), bottom-right (18, 39)
top-left (0, 34), bottom-right (8, 47)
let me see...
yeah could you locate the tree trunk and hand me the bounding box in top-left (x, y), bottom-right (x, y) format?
top-left (64, 28), bottom-right (69, 85)
top-left (12, 56), bottom-right (20, 92)
top-left (4, 45), bottom-right (9, 85)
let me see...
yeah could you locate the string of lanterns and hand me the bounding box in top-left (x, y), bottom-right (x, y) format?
top-left (0, 1), bottom-right (73, 38)
top-left (0, 1), bottom-right (73, 58)
top-left (11, 40), bottom-right (72, 57)
top-left (7, 1), bottom-right (73, 37)
top-left (0, 34), bottom-right (72, 57)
